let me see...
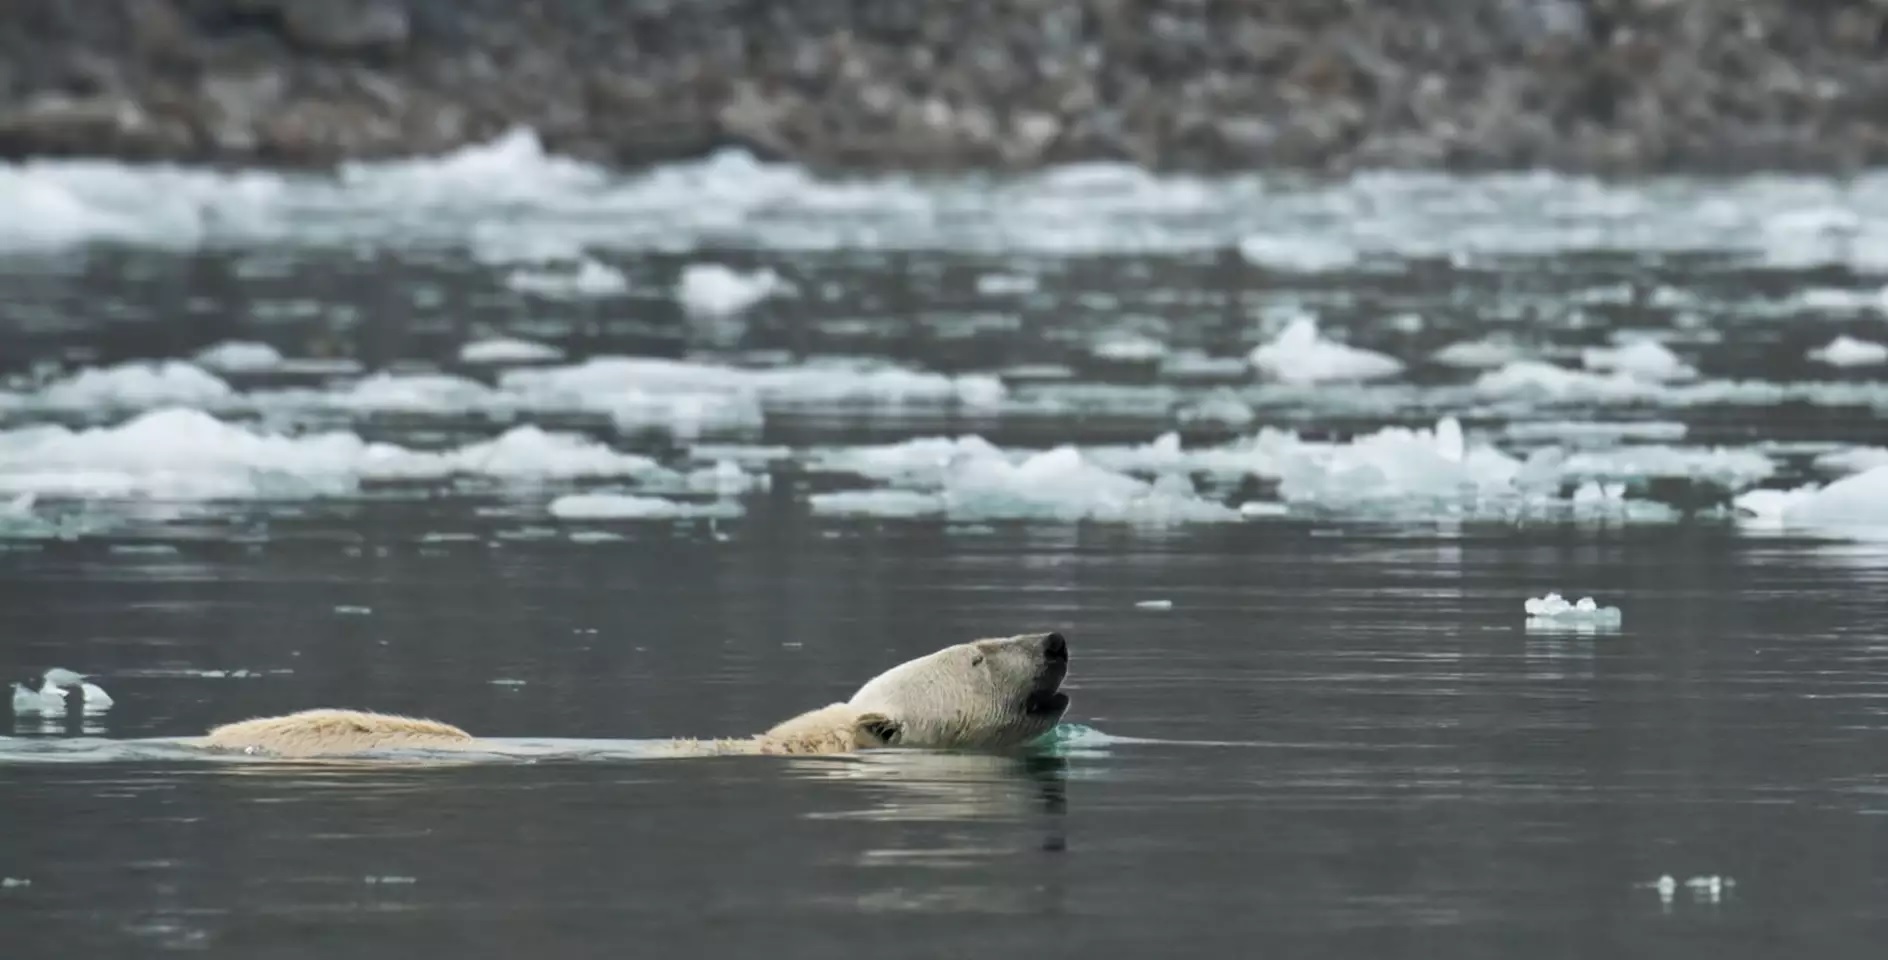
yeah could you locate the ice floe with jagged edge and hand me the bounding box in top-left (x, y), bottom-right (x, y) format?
top-left (803, 419), bottom-right (1762, 523)
top-left (1524, 593), bottom-right (1623, 635)
top-left (0, 409), bottom-right (761, 501)
top-left (10, 668), bottom-right (113, 716)
top-left (505, 257), bottom-right (630, 299)
top-left (1735, 463), bottom-right (1888, 538)
top-left (15, 126), bottom-right (1888, 266)
top-left (5, 353), bottom-right (1005, 438)
top-left (1080, 417), bottom-right (1769, 517)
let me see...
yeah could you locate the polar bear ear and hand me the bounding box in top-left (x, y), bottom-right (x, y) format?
top-left (857, 712), bottom-right (902, 746)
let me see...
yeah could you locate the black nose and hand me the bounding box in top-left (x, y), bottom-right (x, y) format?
top-left (1042, 632), bottom-right (1068, 661)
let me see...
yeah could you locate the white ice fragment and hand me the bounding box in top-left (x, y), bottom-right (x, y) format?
top-left (547, 493), bottom-right (742, 520)
top-left (459, 337), bottom-right (566, 365)
top-left (1523, 592), bottom-right (1623, 625)
top-left (1734, 464), bottom-right (1888, 534)
top-left (1433, 337), bottom-right (1528, 370)
top-left (808, 489), bottom-right (946, 518)
top-left (192, 341), bottom-right (283, 373)
top-left (677, 263), bottom-right (784, 317)
top-left (1135, 599), bottom-right (1174, 610)
top-left (1090, 334), bottom-right (1169, 363)
top-left (1807, 335), bottom-right (1888, 368)
top-left (334, 605), bottom-right (372, 615)
top-left (506, 257), bottom-right (629, 298)
top-left (38, 361), bottom-right (233, 409)
top-left (1238, 501), bottom-right (1289, 518)
top-left (1472, 361), bottom-right (1660, 402)
top-left (1, 878), bottom-right (30, 888)
top-left (1249, 316), bottom-right (1404, 385)
top-left (11, 682), bottom-right (66, 716)
top-left (2, 493), bottom-right (32, 517)
top-left (1580, 339), bottom-right (1696, 382)
top-left (1236, 234), bottom-right (1359, 272)
top-left (975, 272), bottom-right (1038, 295)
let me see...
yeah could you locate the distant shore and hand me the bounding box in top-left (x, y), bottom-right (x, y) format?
top-left (4, 0), bottom-right (1887, 175)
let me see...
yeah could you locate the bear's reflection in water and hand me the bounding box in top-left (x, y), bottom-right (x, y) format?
top-left (782, 750), bottom-right (1072, 825)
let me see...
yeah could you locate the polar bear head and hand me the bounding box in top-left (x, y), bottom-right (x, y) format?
top-left (845, 631), bottom-right (1070, 751)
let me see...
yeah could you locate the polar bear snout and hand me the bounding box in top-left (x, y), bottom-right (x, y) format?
top-left (1042, 632), bottom-right (1068, 662)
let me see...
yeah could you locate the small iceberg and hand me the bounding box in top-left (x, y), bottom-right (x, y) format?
top-left (506, 257), bottom-right (629, 299)
top-left (1807, 335), bottom-right (1888, 368)
top-left (459, 337), bottom-right (566, 365)
top-left (1523, 592), bottom-right (1623, 632)
top-left (1580, 339), bottom-right (1696, 382)
top-left (548, 492), bottom-right (742, 520)
top-left (10, 667), bottom-right (112, 716)
top-left (192, 341), bottom-right (283, 373)
top-left (1248, 316), bottom-right (1403, 385)
top-left (677, 263), bottom-right (785, 317)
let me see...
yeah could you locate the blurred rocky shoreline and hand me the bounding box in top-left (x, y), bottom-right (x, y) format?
top-left (5, 0), bottom-right (1888, 174)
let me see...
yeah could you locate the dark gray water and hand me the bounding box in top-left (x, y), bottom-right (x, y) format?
top-left (7, 148), bottom-right (1888, 955)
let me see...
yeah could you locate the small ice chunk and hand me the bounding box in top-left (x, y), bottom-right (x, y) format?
top-left (1238, 501), bottom-right (1290, 518)
top-left (808, 489), bottom-right (946, 518)
top-left (506, 257), bottom-right (629, 298)
top-left (1135, 599), bottom-right (1174, 610)
top-left (1090, 335), bottom-right (1168, 363)
top-left (38, 361), bottom-right (233, 409)
top-left (1735, 463), bottom-right (1888, 532)
top-left (677, 263), bottom-right (784, 317)
top-left (11, 681), bottom-right (66, 716)
top-left (1236, 234), bottom-right (1359, 272)
top-left (1248, 316), bottom-right (1404, 385)
top-left (1472, 361), bottom-right (1657, 401)
top-left (459, 337), bottom-right (566, 365)
top-left (1807, 335), bottom-right (1888, 368)
top-left (192, 341), bottom-right (283, 373)
top-left (976, 272), bottom-right (1038, 296)
top-left (334, 605), bottom-right (373, 615)
top-left (1433, 337), bottom-right (1528, 370)
top-left (2, 492), bottom-right (32, 517)
top-left (1656, 875), bottom-right (1676, 902)
top-left (1580, 339), bottom-right (1696, 382)
top-left (1523, 592), bottom-right (1623, 625)
top-left (547, 493), bottom-right (742, 520)
top-left (1, 878), bottom-right (29, 888)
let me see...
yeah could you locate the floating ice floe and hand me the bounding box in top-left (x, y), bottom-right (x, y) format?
top-left (1236, 234), bottom-right (1360, 272)
top-left (1248, 317), bottom-right (1404, 385)
top-left (975, 272), bottom-right (1038, 296)
top-left (1807, 335), bottom-right (1888, 368)
top-left (10, 668), bottom-right (113, 716)
top-left (13, 127), bottom-right (1888, 267)
top-left (1089, 334), bottom-right (1169, 364)
top-left (677, 263), bottom-right (785, 317)
top-left (810, 444), bottom-right (1237, 524)
top-left (0, 410), bottom-right (680, 500)
top-left (1432, 337), bottom-right (1530, 370)
top-left (458, 337), bottom-right (567, 365)
top-left (192, 341), bottom-right (283, 374)
top-left (1524, 592), bottom-right (1623, 626)
top-left (548, 492), bottom-right (743, 520)
top-left (1734, 463), bottom-right (1888, 536)
top-left (1647, 874), bottom-right (1735, 905)
top-left (1135, 599), bottom-right (1174, 610)
top-left (505, 257), bottom-right (629, 298)
top-left (36, 361), bottom-right (233, 410)
top-left (1580, 339), bottom-right (1697, 382)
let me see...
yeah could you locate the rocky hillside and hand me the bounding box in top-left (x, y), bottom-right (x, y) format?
top-left (4, 0), bottom-right (1888, 173)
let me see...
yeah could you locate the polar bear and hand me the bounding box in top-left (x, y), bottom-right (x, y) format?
top-left (816, 630), bottom-right (1070, 750)
top-left (193, 631), bottom-right (1070, 759)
